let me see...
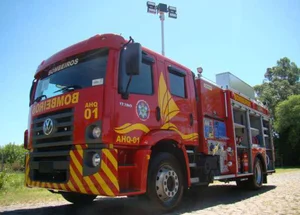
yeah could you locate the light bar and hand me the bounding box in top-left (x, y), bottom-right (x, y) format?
top-left (147, 1), bottom-right (157, 14)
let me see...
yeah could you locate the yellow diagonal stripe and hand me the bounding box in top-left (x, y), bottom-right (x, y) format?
top-left (70, 151), bottom-right (83, 174)
top-left (94, 173), bottom-right (114, 196)
top-left (78, 148), bottom-right (83, 158)
top-left (25, 155), bottom-right (29, 168)
top-left (103, 150), bottom-right (118, 171)
top-left (74, 145), bottom-right (83, 153)
top-left (70, 165), bottom-right (87, 194)
top-left (101, 161), bottom-right (119, 191)
top-left (26, 178), bottom-right (31, 186)
top-left (84, 177), bottom-right (99, 195)
top-left (60, 184), bottom-right (67, 191)
top-left (25, 157), bottom-right (30, 178)
top-left (52, 183), bottom-right (59, 189)
top-left (67, 181), bottom-right (76, 191)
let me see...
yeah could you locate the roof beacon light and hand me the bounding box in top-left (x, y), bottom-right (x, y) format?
top-left (197, 67), bottom-right (203, 74)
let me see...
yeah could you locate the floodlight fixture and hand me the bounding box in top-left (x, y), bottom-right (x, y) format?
top-left (147, 1), bottom-right (157, 14)
top-left (168, 6), bottom-right (177, 19)
top-left (146, 2), bottom-right (178, 56)
top-left (157, 3), bottom-right (168, 13)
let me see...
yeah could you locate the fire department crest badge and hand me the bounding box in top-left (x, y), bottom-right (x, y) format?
top-left (136, 100), bottom-right (150, 121)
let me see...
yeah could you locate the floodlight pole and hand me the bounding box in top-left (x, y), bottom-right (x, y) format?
top-left (159, 12), bottom-right (165, 56)
top-left (147, 2), bottom-right (177, 57)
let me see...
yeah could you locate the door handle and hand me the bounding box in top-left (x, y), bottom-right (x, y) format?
top-left (156, 106), bottom-right (161, 121)
top-left (189, 113), bottom-right (193, 126)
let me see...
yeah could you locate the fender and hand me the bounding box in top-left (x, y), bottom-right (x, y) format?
top-left (140, 129), bottom-right (183, 146)
top-left (253, 151), bottom-right (267, 173)
top-left (139, 129), bottom-right (192, 187)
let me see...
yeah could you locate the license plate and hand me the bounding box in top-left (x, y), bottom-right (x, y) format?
top-left (39, 162), bottom-right (53, 173)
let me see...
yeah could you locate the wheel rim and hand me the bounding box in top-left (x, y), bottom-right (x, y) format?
top-left (156, 165), bottom-right (179, 202)
top-left (255, 161), bottom-right (262, 184)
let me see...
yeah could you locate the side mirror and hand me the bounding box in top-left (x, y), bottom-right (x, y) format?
top-left (29, 79), bottom-right (36, 106)
top-left (125, 43), bottom-right (142, 76)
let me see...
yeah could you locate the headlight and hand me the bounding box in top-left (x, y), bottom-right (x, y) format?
top-left (92, 126), bottom-right (101, 139)
top-left (92, 153), bottom-right (101, 167)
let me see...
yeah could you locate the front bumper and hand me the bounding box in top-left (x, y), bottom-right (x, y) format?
top-left (25, 145), bottom-right (119, 196)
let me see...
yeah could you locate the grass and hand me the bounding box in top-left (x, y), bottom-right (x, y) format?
top-left (0, 172), bottom-right (63, 206)
top-left (274, 166), bottom-right (300, 174)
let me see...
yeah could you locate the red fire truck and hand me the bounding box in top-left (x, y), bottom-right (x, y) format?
top-left (24, 33), bottom-right (275, 211)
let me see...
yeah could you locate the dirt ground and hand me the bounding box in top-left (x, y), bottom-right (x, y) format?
top-left (1, 170), bottom-right (300, 215)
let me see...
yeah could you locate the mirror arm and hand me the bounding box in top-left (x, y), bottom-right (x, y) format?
top-left (121, 75), bottom-right (133, 100)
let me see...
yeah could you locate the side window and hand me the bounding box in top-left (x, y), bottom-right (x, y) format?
top-left (128, 62), bottom-right (153, 95)
top-left (168, 67), bottom-right (186, 98)
top-left (119, 57), bottom-right (153, 95)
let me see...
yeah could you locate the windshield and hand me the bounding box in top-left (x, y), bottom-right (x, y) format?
top-left (34, 48), bottom-right (109, 101)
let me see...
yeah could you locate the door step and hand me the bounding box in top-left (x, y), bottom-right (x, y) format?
top-left (186, 150), bottom-right (194, 154)
top-left (190, 177), bottom-right (199, 184)
top-left (189, 163), bottom-right (197, 168)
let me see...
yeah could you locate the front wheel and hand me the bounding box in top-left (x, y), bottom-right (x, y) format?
top-left (147, 152), bottom-right (184, 212)
top-left (61, 192), bottom-right (97, 204)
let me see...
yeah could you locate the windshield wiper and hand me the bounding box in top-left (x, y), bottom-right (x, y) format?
top-left (34, 95), bottom-right (47, 103)
top-left (54, 85), bottom-right (82, 94)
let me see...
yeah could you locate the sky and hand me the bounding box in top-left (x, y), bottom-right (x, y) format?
top-left (0, 0), bottom-right (299, 146)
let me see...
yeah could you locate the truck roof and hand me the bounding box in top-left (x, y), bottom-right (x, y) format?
top-left (35, 33), bottom-right (193, 78)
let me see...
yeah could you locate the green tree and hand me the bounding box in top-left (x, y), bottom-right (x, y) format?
top-left (254, 57), bottom-right (300, 117)
top-left (0, 143), bottom-right (26, 171)
top-left (274, 95), bottom-right (300, 165)
top-left (254, 57), bottom-right (300, 166)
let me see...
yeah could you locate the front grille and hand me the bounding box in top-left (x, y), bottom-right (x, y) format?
top-left (30, 108), bottom-right (74, 183)
top-left (32, 108), bottom-right (74, 148)
top-left (35, 145), bottom-right (72, 153)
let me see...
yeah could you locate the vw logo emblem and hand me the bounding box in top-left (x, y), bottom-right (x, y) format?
top-left (43, 118), bottom-right (54, 135)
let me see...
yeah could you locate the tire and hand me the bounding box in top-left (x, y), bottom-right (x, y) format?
top-left (247, 157), bottom-right (263, 190)
top-left (147, 152), bottom-right (184, 212)
top-left (61, 192), bottom-right (97, 204)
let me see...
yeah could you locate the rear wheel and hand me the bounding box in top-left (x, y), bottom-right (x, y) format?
top-left (61, 192), bottom-right (97, 204)
top-left (236, 157), bottom-right (264, 190)
top-left (248, 157), bottom-right (263, 190)
top-left (147, 152), bottom-right (184, 212)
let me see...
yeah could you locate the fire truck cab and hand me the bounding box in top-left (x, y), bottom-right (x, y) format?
top-left (24, 34), bottom-right (275, 211)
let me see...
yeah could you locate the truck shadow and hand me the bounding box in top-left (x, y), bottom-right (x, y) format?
top-left (2, 184), bottom-right (276, 215)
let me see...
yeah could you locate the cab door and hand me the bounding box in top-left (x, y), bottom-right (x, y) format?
top-left (163, 61), bottom-right (198, 144)
top-left (113, 52), bottom-right (161, 146)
